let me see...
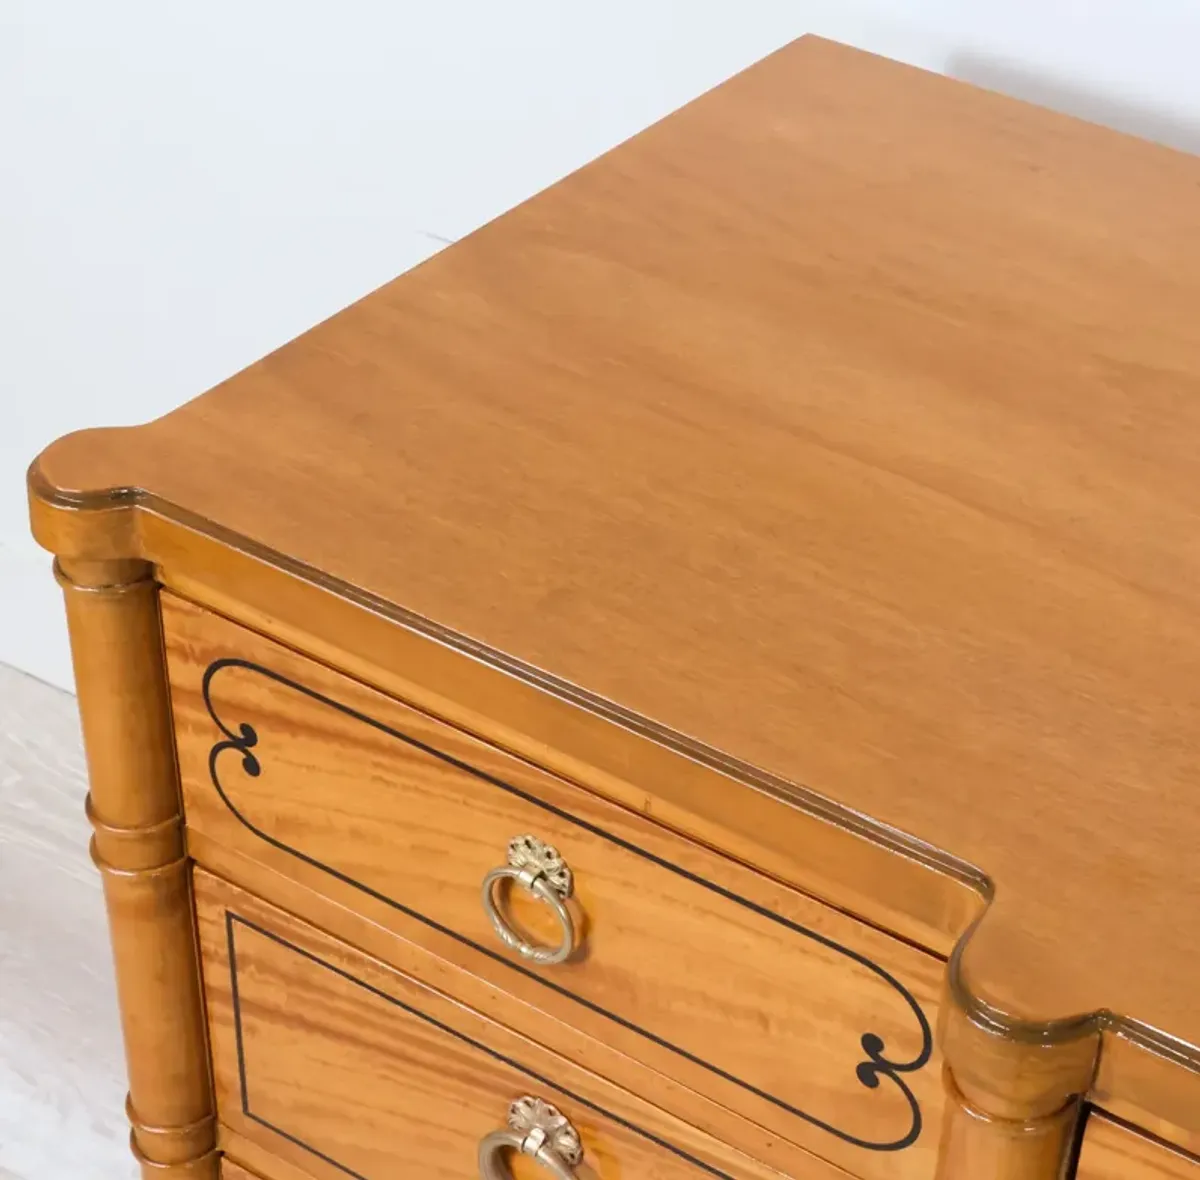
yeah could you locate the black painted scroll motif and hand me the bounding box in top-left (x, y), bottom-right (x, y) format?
top-left (204, 656), bottom-right (934, 1152)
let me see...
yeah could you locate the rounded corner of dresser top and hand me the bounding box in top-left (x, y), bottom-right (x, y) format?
top-left (27, 426), bottom-right (150, 561)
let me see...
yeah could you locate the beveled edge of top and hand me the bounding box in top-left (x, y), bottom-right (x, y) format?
top-left (28, 440), bottom-right (1200, 1137)
top-left (27, 444), bottom-right (987, 899)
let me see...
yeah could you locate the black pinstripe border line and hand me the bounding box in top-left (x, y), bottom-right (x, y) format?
top-left (226, 909), bottom-right (745, 1180)
top-left (205, 657), bottom-right (933, 1154)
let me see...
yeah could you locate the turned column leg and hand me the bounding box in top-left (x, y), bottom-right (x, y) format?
top-left (937, 1066), bottom-right (1080, 1180)
top-left (57, 557), bottom-right (217, 1179)
top-left (935, 968), bottom-right (1097, 1180)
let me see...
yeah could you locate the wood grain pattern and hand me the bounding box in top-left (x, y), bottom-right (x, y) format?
top-left (1077, 1114), bottom-right (1200, 1180)
top-left (167, 593), bottom-right (944, 1180)
top-left (219, 1134), bottom-right (318, 1180)
top-left (29, 36), bottom-right (1200, 1076)
top-left (188, 827), bottom-right (898, 1180)
top-left (152, 514), bottom-right (978, 962)
top-left (57, 560), bottom-right (217, 1179)
top-left (1093, 1034), bottom-right (1200, 1158)
top-left (934, 1067), bottom-right (1078, 1180)
top-left (220, 1162), bottom-right (267, 1180)
top-left (195, 870), bottom-right (851, 1180)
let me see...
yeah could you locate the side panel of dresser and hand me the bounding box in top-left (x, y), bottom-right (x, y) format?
top-left (164, 592), bottom-right (945, 1180)
top-left (195, 870), bottom-right (850, 1180)
top-left (55, 560), bottom-right (217, 1179)
top-left (1077, 1114), bottom-right (1200, 1180)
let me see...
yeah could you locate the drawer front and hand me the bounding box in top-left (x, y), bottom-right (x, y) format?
top-left (196, 870), bottom-right (849, 1180)
top-left (222, 1163), bottom-right (266, 1180)
top-left (221, 1139), bottom-right (319, 1180)
top-left (1077, 1114), bottom-right (1200, 1180)
top-left (168, 594), bottom-right (944, 1179)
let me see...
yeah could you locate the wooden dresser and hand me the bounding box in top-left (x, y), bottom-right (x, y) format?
top-left (27, 35), bottom-right (1200, 1180)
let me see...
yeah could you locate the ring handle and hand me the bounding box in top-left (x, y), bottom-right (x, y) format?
top-left (481, 835), bottom-right (577, 966)
top-left (478, 1097), bottom-right (583, 1180)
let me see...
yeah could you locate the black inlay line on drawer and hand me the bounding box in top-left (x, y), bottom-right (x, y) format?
top-left (225, 910), bottom-right (743, 1180)
top-left (203, 657), bottom-right (932, 1152)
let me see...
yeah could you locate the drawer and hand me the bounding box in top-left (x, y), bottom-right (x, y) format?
top-left (168, 594), bottom-right (944, 1179)
top-left (222, 1163), bottom-right (266, 1180)
top-left (221, 1143), bottom-right (317, 1180)
top-left (1077, 1113), bottom-right (1200, 1180)
top-left (195, 870), bottom-right (850, 1180)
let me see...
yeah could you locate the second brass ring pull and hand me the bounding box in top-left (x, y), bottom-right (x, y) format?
top-left (481, 835), bottom-right (577, 966)
top-left (478, 1096), bottom-right (582, 1180)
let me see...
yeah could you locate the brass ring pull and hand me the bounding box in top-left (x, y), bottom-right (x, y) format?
top-left (481, 835), bottom-right (576, 966)
top-left (478, 1097), bottom-right (583, 1180)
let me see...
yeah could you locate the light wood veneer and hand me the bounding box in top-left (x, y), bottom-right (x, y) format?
top-left (168, 592), bottom-right (943, 1179)
top-left (196, 871), bottom-right (851, 1180)
top-left (221, 1162), bottom-right (268, 1180)
top-left (30, 32), bottom-right (1200, 1180)
top-left (1077, 1115), bottom-right (1200, 1180)
top-left (31, 36), bottom-right (1200, 1071)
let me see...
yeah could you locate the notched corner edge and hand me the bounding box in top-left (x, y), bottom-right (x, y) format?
top-left (26, 432), bottom-right (1200, 1133)
top-left (941, 907), bottom-right (1200, 1132)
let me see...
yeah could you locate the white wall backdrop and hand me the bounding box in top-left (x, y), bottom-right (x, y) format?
top-left (5, 0), bottom-right (1200, 692)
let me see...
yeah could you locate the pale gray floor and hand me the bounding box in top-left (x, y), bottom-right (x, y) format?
top-left (0, 662), bottom-right (135, 1180)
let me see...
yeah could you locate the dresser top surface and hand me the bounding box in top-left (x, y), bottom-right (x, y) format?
top-left (33, 39), bottom-right (1200, 1049)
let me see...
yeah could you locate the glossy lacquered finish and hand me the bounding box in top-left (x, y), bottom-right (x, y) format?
top-left (28, 32), bottom-right (1200, 1180)
top-left (1077, 1115), bottom-right (1200, 1180)
top-left (218, 1142), bottom-right (314, 1180)
top-left (935, 1068), bottom-right (1079, 1180)
top-left (29, 29), bottom-right (1200, 1089)
top-left (220, 1162), bottom-right (265, 1180)
top-left (195, 871), bottom-right (851, 1180)
top-left (56, 560), bottom-right (217, 1179)
top-left (166, 593), bottom-right (944, 1180)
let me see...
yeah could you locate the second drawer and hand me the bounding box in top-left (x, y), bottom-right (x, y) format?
top-left (167, 593), bottom-right (944, 1179)
top-left (197, 870), bottom-right (849, 1180)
